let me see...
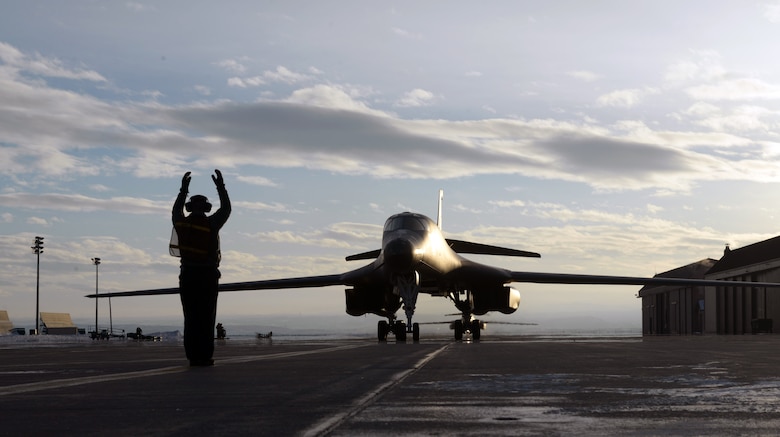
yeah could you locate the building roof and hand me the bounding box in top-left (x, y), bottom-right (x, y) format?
top-left (0, 310), bottom-right (12, 333)
top-left (707, 235), bottom-right (780, 276)
top-left (40, 312), bottom-right (76, 328)
top-left (638, 258), bottom-right (718, 296)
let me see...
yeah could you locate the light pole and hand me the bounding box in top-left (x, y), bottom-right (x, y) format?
top-left (92, 257), bottom-right (100, 338)
top-left (108, 275), bottom-right (113, 336)
top-left (31, 236), bottom-right (44, 335)
top-left (109, 294), bottom-right (113, 336)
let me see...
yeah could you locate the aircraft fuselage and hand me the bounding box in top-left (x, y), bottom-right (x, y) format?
top-left (379, 213), bottom-right (463, 292)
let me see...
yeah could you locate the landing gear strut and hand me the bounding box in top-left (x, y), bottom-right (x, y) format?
top-left (377, 271), bottom-right (421, 343)
top-left (448, 289), bottom-right (484, 341)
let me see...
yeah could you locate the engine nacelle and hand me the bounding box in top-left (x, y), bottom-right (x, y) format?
top-left (472, 286), bottom-right (521, 315)
top-left (345, 288), bottom-right (401, 317)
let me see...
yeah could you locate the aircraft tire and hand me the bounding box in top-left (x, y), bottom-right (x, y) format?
top-left (454, 320), bottom-right (463, 341)
top-left (395, 321), bottom-right (407, 342)
top-left (472, 319), bottom-right (481, 340)
top-left (378, 320), bottom-right (388, 342)
top-left (412, 323), bottom-right (420, 342)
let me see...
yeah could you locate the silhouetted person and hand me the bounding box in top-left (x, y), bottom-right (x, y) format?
top-left (172, 170), bottom-right (231, 366)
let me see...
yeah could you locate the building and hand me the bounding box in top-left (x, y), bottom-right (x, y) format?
top-left (704, 237), bottom-right (780, 335)
top-left (639, 236), bottom-right (780, 336)
top-left (40, 312), bottom-right (79, 335)
top-left (638, 259), bottom-right (715, 335)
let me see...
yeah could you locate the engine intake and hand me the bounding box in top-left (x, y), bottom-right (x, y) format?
top-left (471, 286), bottom-right (521, 315)
top-left (345, 288), bottom-right (401, 317)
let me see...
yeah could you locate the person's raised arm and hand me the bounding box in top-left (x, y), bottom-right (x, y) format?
top-left (172, 171), bottom-right (191, 224)
top-left (211, 169), bottom-right (231, 225)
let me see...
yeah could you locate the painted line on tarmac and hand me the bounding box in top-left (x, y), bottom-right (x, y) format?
top-left (301, 343), bottom-right (451, 437)
top-left (0, 365), bottom-right (186, 396)
top-left (0, 344), bottom-right (366, 396)
top-left (217, 344), bottom-right (364, 365)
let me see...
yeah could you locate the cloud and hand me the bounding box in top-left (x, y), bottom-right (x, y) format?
top-left (232, 200), bottom-right (295, 213)
top-left (236, 175), bottom-right (278, 187)
top-left (451, 202), bottom-right (775, 276)
top-left (490, 200), bottom-right (526, 208)
top-left (672, 102), bottom-right (780, 134)
top-left (686, 78), bottom-right (780, 101)
top-left (0, 42), bottom-right (106, 82)
top-left (228, 76), bottom-right (265, 87)
top-left (395, 88), bottom-right (436, 107)
top-left (646, 204), bottom-right (664, 214)
top-left (0, 193), bottom-right (169, 214)
top-left (282, 84), bottom-right (382, 113)
top-left (227, 65), bottom-right (314, 88)
top-left (665, 51), bottom-right (780, 101)
top-left (596, 88), bottom-right (659, 108)
top-left (27, 216), bottom-right (49, 226)
top-left (664, 51), bottom-right (726, 83)
top-left (3, 42), bottom-right (780, 194)
top-left (194, 85), bottom-right (211, 96)
top-left (691, 105), bottom-right (776, 132)
top-left (764, 2), bottom-right (780, 23)
top-left (89, 184), bottom-right (112, 192)
top-left (214, 58), bottom-right (248, 74)
top-left (245, 221), bottom-right (380, 250)
top-left (521, 201), bottom-right (639, 225)
top-left (263, 66), bottom-right (313, 84)
top-left (683, 102), bottom-right (720, 117)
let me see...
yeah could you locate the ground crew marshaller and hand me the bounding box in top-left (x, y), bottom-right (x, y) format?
top-left (171, 170), bottom-right (231, 366)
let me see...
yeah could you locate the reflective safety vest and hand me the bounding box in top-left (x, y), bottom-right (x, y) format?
top-left (169, 216), bottom-right (220, 264)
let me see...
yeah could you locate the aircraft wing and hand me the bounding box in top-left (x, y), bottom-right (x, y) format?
top-left (343, 240), bottom-right (543, 261)
top-left (509, 271), bottom-right (780, 288)
top-left (218, 275), bottom-right (345, 291)
top-left (418, 320), bottom-right (538, 326)
top-left (345, 249), bottom-right (381, 261)
top-left (85, 274), bottom-right (346, 298)
top-left (447, 239), bottom-right (541, 258)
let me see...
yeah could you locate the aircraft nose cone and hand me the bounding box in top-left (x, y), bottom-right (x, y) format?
top-left (384, 238), bottom-right (416, 272)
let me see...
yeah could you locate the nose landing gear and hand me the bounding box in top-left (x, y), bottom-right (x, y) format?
top-left (377, 271), bottom-right (422, 343)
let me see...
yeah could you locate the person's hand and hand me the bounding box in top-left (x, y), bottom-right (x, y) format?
top-left (212, 169), bottom-right (224, 187)
top-left (181, 171), bottom-right (191, 192)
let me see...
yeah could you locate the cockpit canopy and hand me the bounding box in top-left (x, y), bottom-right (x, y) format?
top-left (384, 213), bottom-right (431, 232)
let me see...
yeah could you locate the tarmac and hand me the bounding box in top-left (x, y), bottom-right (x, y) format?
top-left (2, 334), bottom-right (780, 436)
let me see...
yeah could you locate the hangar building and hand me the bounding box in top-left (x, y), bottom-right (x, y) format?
top-left (639, 236), bottom-right (780, 335)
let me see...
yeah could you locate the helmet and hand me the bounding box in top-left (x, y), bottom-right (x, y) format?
top-left (185, 194), bottom-right (212, 213)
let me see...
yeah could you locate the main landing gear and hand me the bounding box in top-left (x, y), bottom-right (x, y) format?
top-left (378, 319), bottom-right (420, 342)
top-left (448, 289), bottom-right (485, 341)
top-left (451, 319), bottom-right (483, 341)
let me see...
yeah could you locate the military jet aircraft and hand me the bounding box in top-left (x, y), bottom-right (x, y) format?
top-left (87, 191), bottom-right (780, 341)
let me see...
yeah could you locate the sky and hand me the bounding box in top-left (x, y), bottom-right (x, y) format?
top-left (4, 1), bottom-right (780, 331)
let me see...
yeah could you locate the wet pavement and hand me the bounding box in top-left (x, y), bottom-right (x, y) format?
top-left (1, 335), bottom-right (780, 436)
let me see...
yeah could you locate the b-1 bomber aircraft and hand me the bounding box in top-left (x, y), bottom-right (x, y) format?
top-left (87, 191), bottom-right (780, 341)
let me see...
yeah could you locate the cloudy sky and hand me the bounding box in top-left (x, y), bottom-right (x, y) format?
top-left (4, 1), bottom-right (780, 330)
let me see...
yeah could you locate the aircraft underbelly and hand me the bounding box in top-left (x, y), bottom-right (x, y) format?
top-left (416, 260), bottom-right (451, 296)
